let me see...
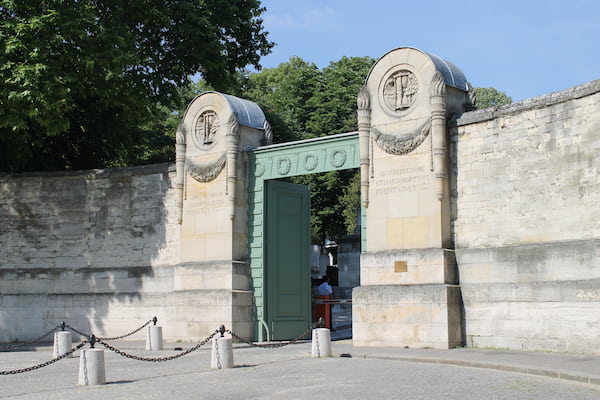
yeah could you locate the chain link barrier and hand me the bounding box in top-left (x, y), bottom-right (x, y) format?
top-left (0, 325), bottom-right (63, 351)
top-left (1, 317), bottom-right (326, 376)
top-left (227, 321), bottom-right (319, 349)
top-left (0, 341), bottom-right (88, 375)
top-left (64, 318), bottom-right (155, 341)
top-left (1, 318), bottom-right (153, 352)
top-left (96, 330), bottom-right (218, 362)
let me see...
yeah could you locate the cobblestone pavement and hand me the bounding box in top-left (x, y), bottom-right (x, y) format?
top-left (2, 339), bottom-right (600, 400)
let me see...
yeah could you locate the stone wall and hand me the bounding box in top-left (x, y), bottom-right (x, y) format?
top-left (452, 80), bottom-right (600, 352)
top-left (0, 164), bottom-right (182, 341)
top-left (2, 76), bottom-right (600, 352)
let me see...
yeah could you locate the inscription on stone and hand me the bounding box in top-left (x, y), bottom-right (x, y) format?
top-left (183, 192), bottom-right (225, 216)
top-left (373, 166), bottom-right (429, 195)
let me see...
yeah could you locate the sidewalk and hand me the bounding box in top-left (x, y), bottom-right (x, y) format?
top-left (332, 341), bottom-right (600, 387)
top-left (325, 305), bottom-right (600, 387)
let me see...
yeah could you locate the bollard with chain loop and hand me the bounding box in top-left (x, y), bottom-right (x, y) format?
top-left (53, 323), bottom-right (73, 359)
top-left (146, 317), bottom-right (163, 351)
top-left (78, 335), bottom-right (106, 386)
top-left (311, 318), bottom-right (332, 358)
top-left (211, 325), bottom-right (233, 369)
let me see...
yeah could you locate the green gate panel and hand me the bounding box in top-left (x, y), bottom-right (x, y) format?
top-left (265, 180), bottom-right (311, 340)
top-left (247, 132), bottom-right (360, 341)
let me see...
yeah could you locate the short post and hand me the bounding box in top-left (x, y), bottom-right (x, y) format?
top-left (312, 319), bottom-right (332, 358)
top-left (78, 335), bottom-right (106, 386)
top-left (146, 317), bottom-right (163, 351)
top-left (210, 325), bottom-right (234, 369)
top-left (53, 323), bottom-right (72, 358)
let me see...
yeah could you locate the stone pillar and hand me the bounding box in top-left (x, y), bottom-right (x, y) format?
top-left (357, 86), bottom-right (371, 208)
top-left (354, 48), bottom-right (471, 349)
top-left (430, 70), bottom-right (447, 201)
top-left (173, 92), bottom-right (270, 340)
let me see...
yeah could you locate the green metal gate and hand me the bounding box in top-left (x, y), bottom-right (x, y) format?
top-left (248, 132), bottom-right (360, 341)
top-left (265, 180), bottom-right (310, 340)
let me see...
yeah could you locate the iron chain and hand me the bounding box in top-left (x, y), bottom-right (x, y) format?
top-left (0, 341), bottom-right (87, 375)
top-left (214, 337), bottom-right (222, 369)
top-left (0, 325), bottom-right (62, 351)
top-left (99, 318), bottom-right (153, 341)
top-left (227, 323), bottom-right (314, 349)
top-left (97, 330), bottom-right (218, 362)
top-left (64, 324), bottom-right (89, 338)
top-left (65, 318), bottom-right (153, 341)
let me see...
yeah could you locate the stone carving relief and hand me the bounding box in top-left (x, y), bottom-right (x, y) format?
top-left (382, 70), bottom-right (419, 112)
top-left (372, 118), bottom-right (431, 156)
top-left (331, 149), bottom-right (347, 168)
top-left (254, 161), bottom-right (265, 177)
top-left (186, 154), bottom-right (227, 183)
top-left (276, 157), bottom-right (292, 175)
top-left (192, 110), bottom-right (220, 149)
top-left (303, 152), bottom-right (319, 171)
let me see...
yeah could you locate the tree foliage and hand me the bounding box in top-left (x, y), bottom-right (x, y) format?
top-left (239, 56), bottom-right (375, 243)
top-left (474, 87), bottom-right (512, 109)
top-left (0, 0), bottom-right (273, 171)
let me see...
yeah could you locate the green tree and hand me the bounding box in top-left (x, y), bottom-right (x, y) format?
top-left (242, 57), bottom-right (321, 143)
top-left (0, 0), bottom-right (273, 171)
top-left (240, 56), bottom-right (375, 243)
top-left (474, 87), bottom-right (512, 109)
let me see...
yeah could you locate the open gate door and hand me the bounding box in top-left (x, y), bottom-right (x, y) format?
top-left (265, 180), bottom-right (311, 340)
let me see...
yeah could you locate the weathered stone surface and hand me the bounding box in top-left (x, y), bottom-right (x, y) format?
top-left (353, 284), bottom-right (462, 348)
top-left (451, 80), bottom-right (600, 353)
top-left (361, 248), bottom-right (457, 285)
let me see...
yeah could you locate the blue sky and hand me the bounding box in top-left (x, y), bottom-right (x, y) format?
top-left (257, 0), bottom-right (599, 102)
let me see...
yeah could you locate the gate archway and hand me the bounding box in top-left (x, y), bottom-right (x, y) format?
top-left (247, 132), bottom-right (360, 341)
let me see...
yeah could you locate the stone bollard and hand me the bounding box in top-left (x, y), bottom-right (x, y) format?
top-left (311, 328), bottom-right (332, 358)
top-left (146, 326), bottom-right (164, 350)
top-left (78, 336), bottom-right (106, 386)
top-left (146, 317), bottom-right (163, 350)
top-left (53, 331), bottom-right (72, 358)
top-left (211, 326), bottom-right (234, 369)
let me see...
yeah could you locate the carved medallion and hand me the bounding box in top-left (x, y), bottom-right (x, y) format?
top-left (193, 110), bottom-right (220, 149)
top-left (382, 70), bottom-right (419, 112)
top-left (255, 161), bottom-right (265, 177)
top-left (304, 153), bottom-right (319, 171)
top-left (331, 149), bottom-right (347, 168)
top-left (277, 157), bottom-right (292, 175)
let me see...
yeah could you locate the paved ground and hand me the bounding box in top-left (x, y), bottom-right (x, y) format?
top-left (2, 309), bottom-right (600, 399)
top-left (2, 335), bottom-right (600, 400)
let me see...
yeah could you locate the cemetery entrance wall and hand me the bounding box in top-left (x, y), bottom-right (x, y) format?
top-left (1, 47), bottom-right (600, 353)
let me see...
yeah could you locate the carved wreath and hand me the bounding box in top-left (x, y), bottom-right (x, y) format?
top-left (186, 154), bottom-right (226, 183)
top-left (371, 118), bottom-right (431, 156)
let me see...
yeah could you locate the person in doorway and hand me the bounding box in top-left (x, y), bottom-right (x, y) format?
top-left (316, 275), bottom-right (333, 297)
top-left (315, 276), bottom-right (335, 331)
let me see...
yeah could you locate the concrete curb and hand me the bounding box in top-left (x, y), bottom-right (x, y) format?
top-left (342, 351), bottom-right (600, 387)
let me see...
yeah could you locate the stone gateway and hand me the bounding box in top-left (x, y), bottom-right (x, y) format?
top-left (1, 47), bottom-right (599, 353)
